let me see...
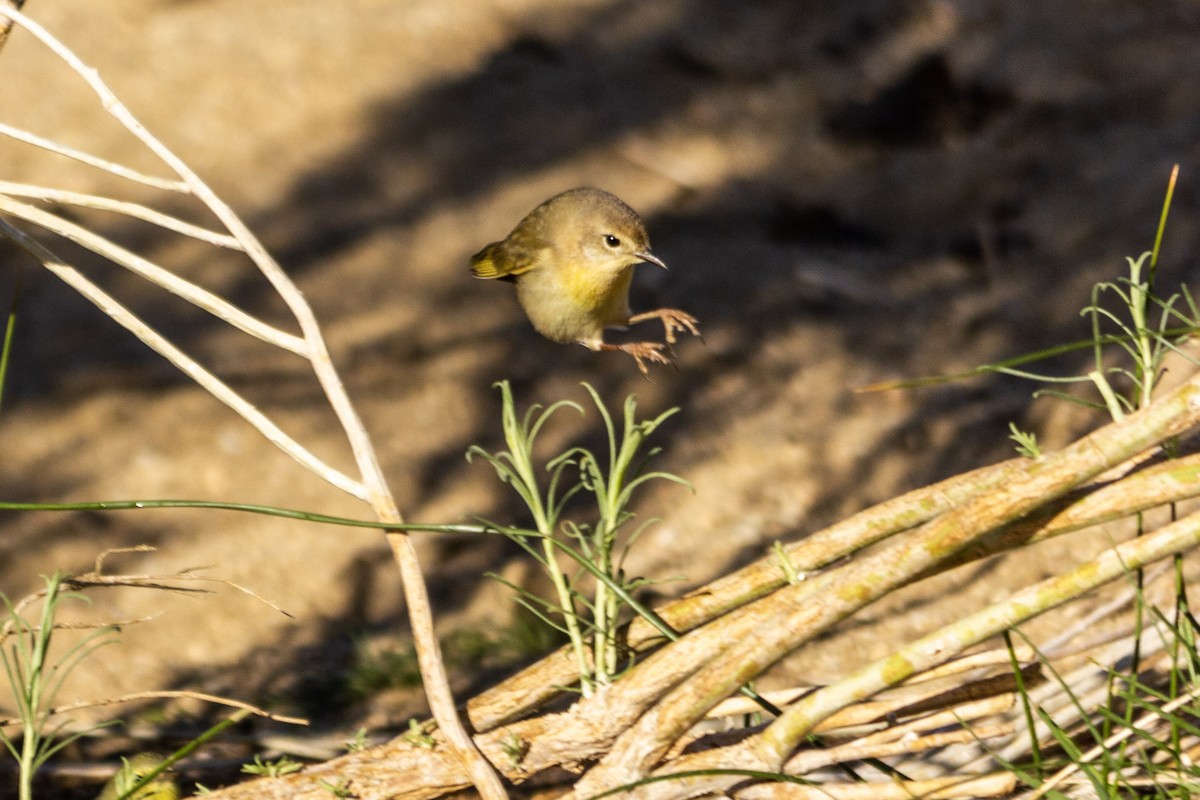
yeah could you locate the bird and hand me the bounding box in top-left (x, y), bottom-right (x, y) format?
top-left (470, 187), bottom-right (699, 375)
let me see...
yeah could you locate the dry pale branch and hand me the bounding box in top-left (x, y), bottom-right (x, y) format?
top-left (790, 724), bottom-right (1014, 774)
top-left (0, 122), bottom-right (188, 191)
top-left (0, 180), bottom-right (242, 247)
top-left (569, 376), bottom-right (1200, 795)
top-left (181, 377), bottom-right (1200, 798)
top-left (0, 195), bottom-right (305, 352)
top-left (611, 510), bottom-right (1200, 800)
top-left (706, 673), bottom-right (1014, 737)
top-left (0, 546), bottom-right (276, 635)
top-left (468, 456), bottom-right (1034, 731)
top-left (0, 8), bottom-right (505, 796)
top-left (978, 576), bottom-right (1185, 769)
top-left (66, 572), bottom-right (294, 619)
top-left (0, 216), bottom-right (366, 498)
top-left (834, 695), bottom-right (1013, 748)
top-left (467, 441), bottom-right (1200, 732)
top-left (734, 772), bottom-right (1017, 800)
top-left (0, 691), bottom-right (307, 728)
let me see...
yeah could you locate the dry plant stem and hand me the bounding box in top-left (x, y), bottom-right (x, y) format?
top-left (0, 122), bottom-right (187, 191)
top-left (1038, 563), bottom-right (1173, 658)
top-left (468, 457), bottom-right (1029, 730)
top-left (8, 690), bottom-right (307, 726)
top-left (0, 195), bottom-right (306, 354)
top-left (769, 699), bottom-right (1015, 774)
top-left (840, 695), bottom-right (1014, 751)
top-left (182, 646), bottom-right (1012, 797)
top-left (504, 560), bottom-right (1020, 783)
top-left (708, 658), bottom-right (1015, 724)
top-left (624, 507), bottom-right (1200, 800)
top-left (791, 725), bottom-right (1011, 773)
top-left (191, 690), bottom-right (1013, 800)
top-left (507, 462), bottom-right (1063, 775)
top-left (734, 773), bottom-right (1017, 800)
top-left (575, 372), bottom-right (1200, 796)
top-left (0, 10), bottom-right (505, 796)
top-left (906, 646), bottom-right (1035, 682)
top-left (178, 733), bottom-right (483, 800)
top-left (470, 446), bottom-right (1200, 736)
top-left (0, 217), bottom-right (365, 498)
top-left (471, 443), bottom-right (1196, 731)
top-left (449, 432), bottom-right (1200, 791)
top-left (756, 507), bottom-right (1200, 767)
top-left (0, 181), bottom-right (243, 247)
top-left (64, 571), bottom-right (296, 619)
top-left (933, 450), bottom-right (1200, 575)
top-left (192, 428), bottom-right (1200, 797)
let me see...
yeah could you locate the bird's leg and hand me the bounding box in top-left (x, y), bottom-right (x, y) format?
top-left (596, 341), bottom-right (672, 376)
top-left (628, 308), bottom-right (701, 344)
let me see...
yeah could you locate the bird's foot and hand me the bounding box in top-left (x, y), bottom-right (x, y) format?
top-left (628, 308), bottom-right (701, 344)
top-left (598, 341), bottom-right (673, 377)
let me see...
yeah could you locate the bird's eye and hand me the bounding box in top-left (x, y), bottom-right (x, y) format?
top-left (603, 234), bottom-right (621, 248)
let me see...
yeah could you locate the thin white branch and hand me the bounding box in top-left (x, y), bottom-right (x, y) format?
top-left (0, 10), bottom-right (508, 795)
top-left (0, 191), bottom-right (309, 355)
top-left (0, 194), bottom-right (308, 356)
top-left (0, 121), bottom-right (187, 192)
top-left (0, 217), bottom-right (368, 501)
top-left (2, 7), bottom-right (387, 508)
top-left (0, 181), bottom-right (242, 248)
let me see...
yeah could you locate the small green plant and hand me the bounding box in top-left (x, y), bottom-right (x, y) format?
top-left (401, 718), bottom-right (436, 750)
top-left (0, 572), bottom-right (119, 800)
top-left (499, 730), bottom-right (528, 770)
top-left (317, 777), bottom-right (355, 797)
top-left (96, 753), bottom-right (178, 800)
top-left (986, 167), bottom-right (1192, 424)
top-left (240, 754), bottom-right (304, 778)
top-left (108, 707), bottom-right (254, 799)
top-left (1008, 423), bottom-right (1042, 459)
top-left (468, 381), bottom-right (689, 695)
top-left (771, 541), bottom-right (803, 584)
top-left (1077, 251), bottom-right (1196, 420)
top-left (344, 727), bottom-right (369, 753)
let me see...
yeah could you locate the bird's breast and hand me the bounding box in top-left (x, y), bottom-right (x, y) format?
top-left (516, 264), bottom-right (633, 345)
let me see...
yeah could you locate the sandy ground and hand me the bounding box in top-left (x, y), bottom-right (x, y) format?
top-left (1, 0), bottom-right (1199, 788)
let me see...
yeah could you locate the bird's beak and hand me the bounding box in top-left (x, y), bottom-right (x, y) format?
top-left (636, 251), bottom-right (668, 270)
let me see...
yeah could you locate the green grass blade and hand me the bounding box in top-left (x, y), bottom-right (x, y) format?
top-left (0, 269), bottom-right (22, 418)
top-left (1150, 164), bottom-right (1179, 278)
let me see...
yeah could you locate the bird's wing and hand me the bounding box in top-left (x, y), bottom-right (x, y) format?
top-left (469, 236), bottom-right (547, 280)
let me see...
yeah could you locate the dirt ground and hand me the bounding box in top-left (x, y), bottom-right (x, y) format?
top-left (1, 0), bottom-right (1199, 790)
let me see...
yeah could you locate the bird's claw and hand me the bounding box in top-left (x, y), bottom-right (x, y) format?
top-left (600, 341), bottom-right (672, 377)
top-left (660, 309), bottom-right (700, 344)
top-left (630, 308), bottom-right (701, 345)
top-left (624, 342), bottom-right (672, 376)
